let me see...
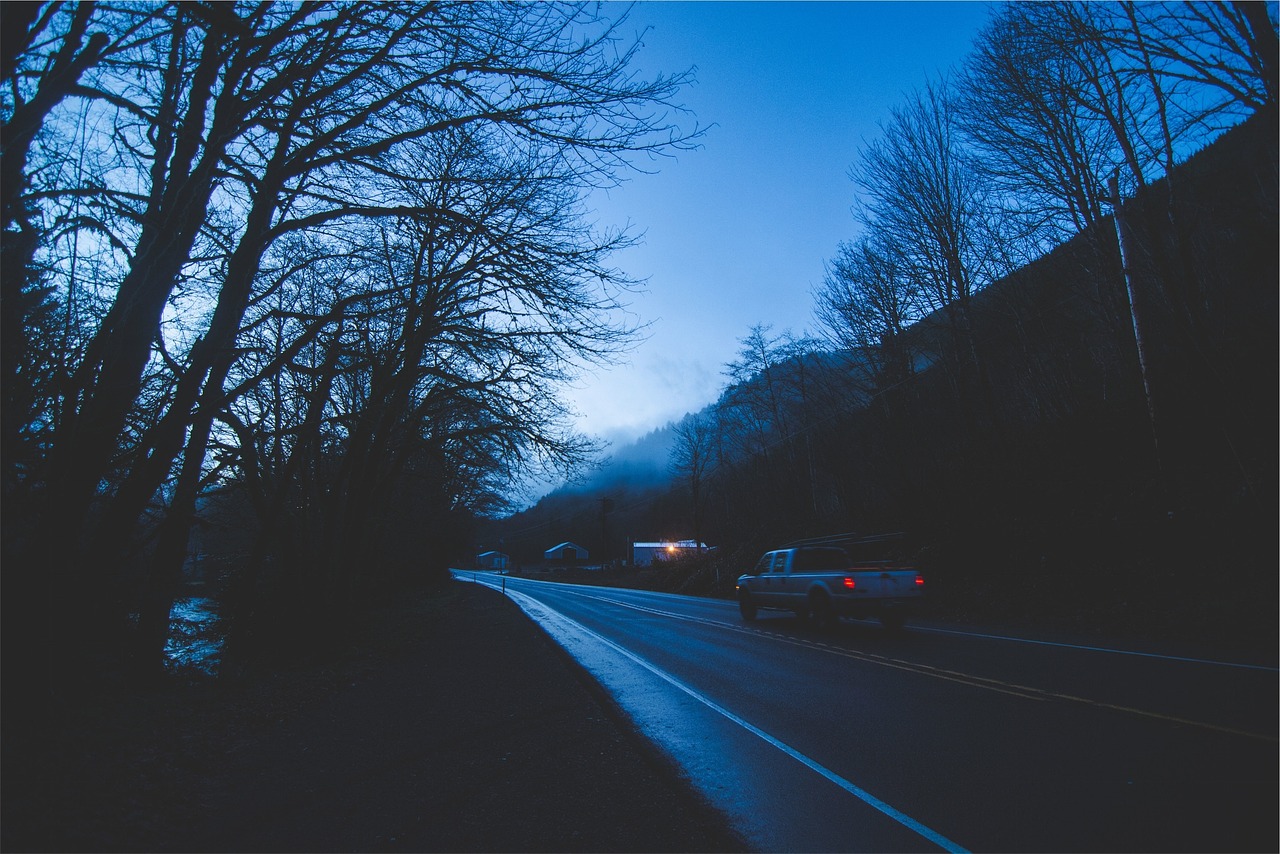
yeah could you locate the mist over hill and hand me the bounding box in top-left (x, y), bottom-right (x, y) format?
top-left (484, 420), bottom-right (688, 563)
top-left (570, 423), bottom-right (679, 495)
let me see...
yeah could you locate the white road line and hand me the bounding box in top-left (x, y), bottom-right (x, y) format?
top-left (501, 586), bottom-right (969, 854)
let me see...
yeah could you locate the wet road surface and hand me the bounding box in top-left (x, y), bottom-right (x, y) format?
top-left (458, 573), bottom-right (1277, 852)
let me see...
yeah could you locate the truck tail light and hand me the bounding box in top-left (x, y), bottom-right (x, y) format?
top-left (843, 577), bottom-right (856, 589)
top-left (914, 574), bottom-right (924, 587)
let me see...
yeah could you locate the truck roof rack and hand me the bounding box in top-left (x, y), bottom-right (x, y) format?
top-left (780, 531), bottom-right (907, 549)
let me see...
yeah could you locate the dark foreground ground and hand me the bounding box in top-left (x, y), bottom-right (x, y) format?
top-left (3, 581), bottom-right (745, 852)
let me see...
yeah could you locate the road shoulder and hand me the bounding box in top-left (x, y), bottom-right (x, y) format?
top-left (5, 580), bottom-right (746, 853)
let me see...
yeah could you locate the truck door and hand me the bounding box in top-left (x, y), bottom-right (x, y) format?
top-left (778, 549), bottom-right (799, 595)
top-left (748, 552), bottom-right (773, 603)
top-left (760, 551), bottom-right (788, 604)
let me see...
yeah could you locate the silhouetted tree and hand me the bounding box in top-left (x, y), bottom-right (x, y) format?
top-left (958, 3), bottom-right (1114, 241)
top-left (851, 78), bottom-right (1010, 428)
top-left (1, 0), bottom-right (110, 513)
top-left (1112, 2), bottom-right (1277, 123)
top-left (4, 1), bottom-right (697, 679)
top-left (671, 412), bottom-right (713, 550)
top-left (816, 236), bottom-right (923, 392)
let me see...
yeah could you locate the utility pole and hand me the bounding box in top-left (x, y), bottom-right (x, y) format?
top-left (599, 497), bottom-right (614, 565)
top-left (1109, 170), bottom-right (1163, 476)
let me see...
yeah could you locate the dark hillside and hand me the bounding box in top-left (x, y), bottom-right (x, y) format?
top-left (907, 113), bottom-right (1278, 641)
top-left (489, 112), bottom-right (1277, 650)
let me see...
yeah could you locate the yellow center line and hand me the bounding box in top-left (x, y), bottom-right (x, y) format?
top-left (774, 631), bottom-right (1278, 743)
top-left (762, 630), bottom-right (1052, 701)
top-left (567, 589), bottom-right (1278, 745)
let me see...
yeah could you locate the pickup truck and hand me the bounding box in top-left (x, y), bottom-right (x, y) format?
top-left (735, 545), bottom-right (923, 631)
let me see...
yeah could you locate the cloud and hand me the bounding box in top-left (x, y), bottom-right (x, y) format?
top-left (567, 351), bottom-right (723, 444)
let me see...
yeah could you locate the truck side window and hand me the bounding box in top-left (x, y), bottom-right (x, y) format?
top-left (771, 552), bottom-right (787, 573)
top-left (753, 554), bottom-right (772, 575)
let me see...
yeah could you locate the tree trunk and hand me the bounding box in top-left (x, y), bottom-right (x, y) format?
top-left (40, 24), bottom-right (232, 643)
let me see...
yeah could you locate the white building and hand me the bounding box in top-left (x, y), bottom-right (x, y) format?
top-left (631, 540), bottom-right (707, 567)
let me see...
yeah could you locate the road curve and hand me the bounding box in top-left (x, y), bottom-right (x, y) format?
top-left (457, 572), bottom-right (1278, 853)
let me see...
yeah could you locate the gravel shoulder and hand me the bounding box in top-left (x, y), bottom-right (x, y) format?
top-left (3, 581), bottom-right (746, 852)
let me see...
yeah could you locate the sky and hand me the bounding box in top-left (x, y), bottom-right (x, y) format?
top-left (563, 1), bottom-right (994, 444)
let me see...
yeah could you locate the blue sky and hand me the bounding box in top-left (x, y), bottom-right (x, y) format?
top-left (568, 1), bottom-right (994, 443)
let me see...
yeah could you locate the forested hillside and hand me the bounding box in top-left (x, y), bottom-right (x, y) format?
top-left (489, 110), bottom-right (1277, 644)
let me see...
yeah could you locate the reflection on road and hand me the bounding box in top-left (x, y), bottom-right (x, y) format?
top-left (458, 570), bottom-right (1279, 853)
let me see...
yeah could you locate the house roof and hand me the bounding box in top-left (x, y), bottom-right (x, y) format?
top-left (545, 541), bottom-right (585, 551)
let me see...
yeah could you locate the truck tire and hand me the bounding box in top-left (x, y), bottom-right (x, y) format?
top-left (809, 590), bottom-right (835, 631)
top-left (738, 590), bottom-right (758, 621)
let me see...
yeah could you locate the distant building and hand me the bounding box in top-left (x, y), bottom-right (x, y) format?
top-left (476, 551), bottom-right (509, 571)
top-left (632, 540), bottom-right (707, 567)
top-left (544, 541), bottom-right (589, 563)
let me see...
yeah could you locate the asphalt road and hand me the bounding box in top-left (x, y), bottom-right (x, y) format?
top-left (460, 572), bottom-right (1277, 853)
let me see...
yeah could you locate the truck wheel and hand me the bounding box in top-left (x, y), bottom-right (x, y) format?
top-left (809, 591), bottom-right (835, 631)
top-left (738, 591), bottom-right (758, 621)
top-left (880, 611), bottom-right (906, 633)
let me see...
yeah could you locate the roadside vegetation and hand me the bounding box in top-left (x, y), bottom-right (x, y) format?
top-left (2, 2), bottom-right (699, 691)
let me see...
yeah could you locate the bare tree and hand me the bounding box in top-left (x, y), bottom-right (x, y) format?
top-left (816, 236), bottom-right (924, 392)
top-left (851, 78), bottom-right (1005, 425)
top-left (671, 412), bottom-right (714, 553)
top-left (958, 3), bottom-right (1115, 240)
top-left (1112, 2), bottom-right (1277, 126)
top-left (961, 1), bottom-right (1275, 224)
top-left (720, 325), bottom-right (792, 471)
top-left (954, 1), bottom-right (1276, 479)
top-left (1, 2), bottom-right (110, 233)
top-left (1107, 1), bottom-right (1278, 338)
top-left (1090, 2), bottom-right (1275, 482)
top-left (1, 1), bottom-right (114, 505)
top-left (197, 113), bottom-right (649, 659)
top-left (7, 1), bottom-right (698, 677)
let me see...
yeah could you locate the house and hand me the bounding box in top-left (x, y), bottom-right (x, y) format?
top-left (476, 550), bottom-right (509, 571)
top-left (544, 542), bottom-right (589, 563)
top-left (631, 540), bottom-right (707, 567)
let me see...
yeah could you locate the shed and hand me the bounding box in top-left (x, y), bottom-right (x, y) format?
top-left (544, 542), bottom-right (588, 563)
top-left (476, 550), bottom-right (509, 571)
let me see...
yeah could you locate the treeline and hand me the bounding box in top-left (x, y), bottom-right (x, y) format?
top-left (1, 2), bottom-right (697, 686)
top-left (496, 3), bottom-right (1278, 634)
